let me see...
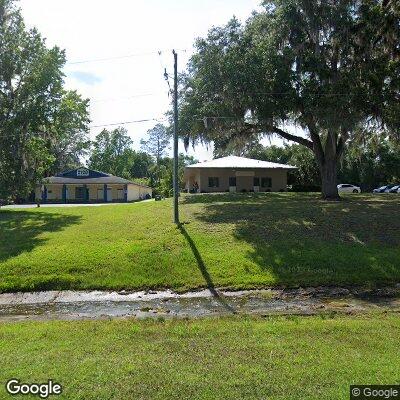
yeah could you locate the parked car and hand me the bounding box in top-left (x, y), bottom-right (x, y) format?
top-left (337, 184), bottom-right (361, 194)
top-left (388, 185), bottom-right (400, 193)
top-left (384, 184), bottom-right (398, 193)
top-left (373, 185), bottom-right (392, 193)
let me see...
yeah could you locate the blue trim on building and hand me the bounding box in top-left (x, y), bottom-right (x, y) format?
top-left (104, 184), bottom-right (108, 202)
top-left (83, 185), bottom-right (88, 202)
top-left (41, 186), bottom-right (47, 203)
top-left (62, 184), bottom-right (67, 203)
top-left (57, 168), bottom-right (108, 179)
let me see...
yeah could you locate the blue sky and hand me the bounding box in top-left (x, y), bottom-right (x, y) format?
top-left (20, 0), bottom-right (290, 161)
top-left (69, 71), bottom-right (102, 86)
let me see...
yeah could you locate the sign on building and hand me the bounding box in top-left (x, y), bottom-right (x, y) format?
top-left (76, 168), bottom-right (90, 177)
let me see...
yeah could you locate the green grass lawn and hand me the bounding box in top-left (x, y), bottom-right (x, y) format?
top-left (0, 193), bottom-right (399, 292)
top-left (0, 313), bottom-right (399, 399)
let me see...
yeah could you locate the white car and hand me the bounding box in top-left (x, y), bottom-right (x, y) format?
top-left (387, 185), bottom-right (400, 193)
top-left (373, 184), bottom-right (397, 193)
top-left (337, 184), bottom-right (361, 194)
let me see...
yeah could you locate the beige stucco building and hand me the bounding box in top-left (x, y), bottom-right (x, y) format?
top-left (184, 156), bottom-right (296, 193)
top-left (36, 168), bottom-right (152, 203)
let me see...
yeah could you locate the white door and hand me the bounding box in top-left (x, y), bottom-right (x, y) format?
top-left (107, 188), bottom-right (112, 202)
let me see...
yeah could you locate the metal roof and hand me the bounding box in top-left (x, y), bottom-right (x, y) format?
top-left (45, 176), bottom-right (136, 185)
top-left (43, 169), bottom-right (151, 188)
top-left (185, 156), bottom-right (297, 169)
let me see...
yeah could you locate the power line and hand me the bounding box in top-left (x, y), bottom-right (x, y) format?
top-left (66, 49), bottom-right (187, 65)
top-left (90, 92), bottom-right (168, 103)
top-left (67, 51), bottom-right (160, 65)
top-left (89, 118), bottom-right (168, 129)
top-left (0, 118), bottom-right (168, 138)
top-left (191, 91), bottom-right (374, 97)
top-left (0, 108), bottom-right (364, 137)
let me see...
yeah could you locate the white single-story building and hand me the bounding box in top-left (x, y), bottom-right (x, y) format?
top-left (36, 168), bottom-right (152, 203)
top-left (184, 156), bottom-right (297, 193)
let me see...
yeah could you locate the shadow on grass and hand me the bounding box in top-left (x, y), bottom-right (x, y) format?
top-left (182, 192), bottom-right (308, 204)
top-left (178, 223), bottom-right (236, 313)
top-left (182, 193), bottom-right (400, 287)
top-left (0, 210), bottom-right (82, 263)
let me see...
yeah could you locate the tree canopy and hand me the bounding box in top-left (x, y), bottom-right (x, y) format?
top-left (179, 0), bottom-right (400, 199)
top-left (140, 124), bottom-right (171, 185)
top-left (87, 125), bottom-right (197, 196)
top-left (338, 132), bottom-right (400, 190)
top-left (0, 0), bottom-right (90, 200)
top-left (246, 133), bottom-right (400, 192)
top-left (140, 124), bottom-right (171, 163)
top-left (88, 128), bottom-right (134, 178)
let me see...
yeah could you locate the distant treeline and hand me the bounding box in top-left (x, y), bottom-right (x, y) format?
top-left (243, 135), bottom-right (400, 192)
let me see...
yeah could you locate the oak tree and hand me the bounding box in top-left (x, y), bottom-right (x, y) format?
top-left (179, 0), bottom-right (400, 199)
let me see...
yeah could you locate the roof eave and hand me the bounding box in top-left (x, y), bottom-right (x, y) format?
top-left (185, 166), bottom-right (298, 169)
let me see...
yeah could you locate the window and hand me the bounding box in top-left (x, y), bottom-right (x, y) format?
top-left (261, 177), bottom-right (272, 188)
top-left (208, 177), bottom-right (219, 188)
top-left (253, 177), bottom-right (260, 187)
top-left (229, 177), bottom-right (236, 187)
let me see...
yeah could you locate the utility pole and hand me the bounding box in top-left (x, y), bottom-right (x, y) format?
top-left (172, 50), bottom-right (179, 224)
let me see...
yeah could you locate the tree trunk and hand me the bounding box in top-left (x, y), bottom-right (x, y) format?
top-left (310, 129), bottom-right (341, 200)
top-left (319, 157), bottom-right (339, 200)
top-left (272, 120), bottom-right (343, 200)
